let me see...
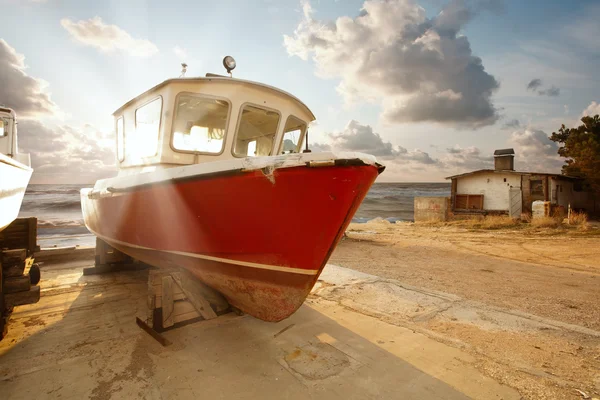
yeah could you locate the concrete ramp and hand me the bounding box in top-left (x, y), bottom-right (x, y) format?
top-left (0, 253), bottom-right (520, 399)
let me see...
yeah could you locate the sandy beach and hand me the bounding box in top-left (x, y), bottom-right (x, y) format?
top-left (1, 221), bottom-right (599, 399)
top-left (328, 220), bottom-right (600, 400)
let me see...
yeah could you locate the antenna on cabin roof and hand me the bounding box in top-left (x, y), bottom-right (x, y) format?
top-left (180, 63), bottom-right (188, 78)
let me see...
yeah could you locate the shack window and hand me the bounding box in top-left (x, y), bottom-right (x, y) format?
top-left (132, 97), bottom-right (162, 159)
top-left (116, 117), bottom-right (124, 162)
top-left (279, 116), bottom-right (306, 154)
top-left (531, 179), bottom-right (544, 196)
top-left (172, 94), bottom-right (229, 153)
top-left (0, 119), bottom-right (5, 137)
top-left (234, 105), bottom-right (280, 157)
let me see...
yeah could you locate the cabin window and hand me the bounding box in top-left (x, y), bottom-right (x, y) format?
top-left (132, 97), bottom-right (162, 158)
top-left (0, 119), bottom-right (5, 137)
top-left (116, 117), bottom-right (124, 162)
top-left (279, 116), bottom-right (306, 154)
top-left (234, 105), bottom-right (280, 157)
top-left (172, 94), bottom-right (230, 153)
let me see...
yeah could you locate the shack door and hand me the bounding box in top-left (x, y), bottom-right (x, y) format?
top-left (509, 187), bottom-right (522, 218)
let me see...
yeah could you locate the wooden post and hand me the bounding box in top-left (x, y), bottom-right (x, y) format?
top-left (161, 276), bottom-right (175, 328)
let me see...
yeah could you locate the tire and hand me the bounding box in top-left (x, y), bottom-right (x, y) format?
top-left (29, 264), bottom-right (41, 286)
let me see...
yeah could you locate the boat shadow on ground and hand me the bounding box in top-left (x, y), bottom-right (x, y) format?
top-left (0, 256), bottom-right (475, 400)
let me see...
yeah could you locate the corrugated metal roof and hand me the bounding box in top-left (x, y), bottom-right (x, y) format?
top-left (445, 169), bottom-right (580, 180)
top-left (493, 148), bottom-right (515, 156)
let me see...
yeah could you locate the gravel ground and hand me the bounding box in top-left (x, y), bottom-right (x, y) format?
top-left (328, 220), bottom-right (600, 400)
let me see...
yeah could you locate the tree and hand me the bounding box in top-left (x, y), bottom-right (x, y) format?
top-left (550, 115), bottom-right (600, 193)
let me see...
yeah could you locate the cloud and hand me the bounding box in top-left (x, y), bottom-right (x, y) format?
top-left (526, 78), bottom-right (560, 96)
top-left (18, 120), bottom-right (116, 183)
top-left (538, 85), bottom-right (560, 97)
top-left (0, 39), bottom-right (58, 117)
top-left (308, 142), bottom-right (332, 152)
top-left (526, 78), bottom-right (542, 91)
top-left (501, 118), bottom-right (520, 130)
top-left (582, 101), bottom-right (600, 117)
top-left (508, 128), bottom-right (562, 172)
top-left (284, 0), bottom-right (499, 128)
top-left (0, 40), bottom-right (115, 183)
top-left (61, 17), bottom-right (159, 57)
top-left (329, 120), bottom-right (404, 158)
top-left (173, 45), bottom-right (188, 61)
top-left (319, 120), bottom-right (437, 165)
top-left (441, 145), bottom-right (492, 170)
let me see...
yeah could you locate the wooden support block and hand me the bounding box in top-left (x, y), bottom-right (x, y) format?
top-left (171, 268), bottom-right (227, 318)
top-left (161, 276), bottom-right (174, 328)
top-left (2, 263), bottom-right (25, 278)
top-left (3, 275), bottom-right (31, 294)
top-left (2, 249), bottom-right (26, 266)
top-left (5, 285), bottom-right (40, 308)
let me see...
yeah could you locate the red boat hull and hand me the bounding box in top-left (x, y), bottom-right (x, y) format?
top-left (82, 164), bottom-right (380, 321)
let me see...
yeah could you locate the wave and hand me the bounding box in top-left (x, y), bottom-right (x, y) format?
top-left (26, 189), bottom-right (82, 195)
top-left (38, 219), bottom-right (85, 228)
top-left (21, 199), bottom-right (82, 212)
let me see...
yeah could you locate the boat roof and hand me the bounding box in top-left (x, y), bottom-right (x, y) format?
top-left (0, 106), bottom-right (16, 117)
top-left (113, 75), bottom-right (316, 120)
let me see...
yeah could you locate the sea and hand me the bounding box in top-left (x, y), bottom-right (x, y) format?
top-left (18, 182), bottom-right (450, 249)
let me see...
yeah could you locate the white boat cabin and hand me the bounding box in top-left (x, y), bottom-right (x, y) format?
top-left (0, 107), bottom-right (30, 167)
top-left (113, 72), bottom-right (315, 174)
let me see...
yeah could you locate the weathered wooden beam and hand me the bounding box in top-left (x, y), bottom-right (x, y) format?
top-left (3, 275), bottom-right (31, 294)
top-left (171, 269), bottom-right (224, 319)
top-left (2, 263), bottom-right (26, 278)
top-left (162, 276), bottom-right (174, 328)
top-left (135, 317), bottom-right (171, 347)
top-left (5, 285), bottom-right (40, 308)
top-left (2, 249), bottom-right (26, 266)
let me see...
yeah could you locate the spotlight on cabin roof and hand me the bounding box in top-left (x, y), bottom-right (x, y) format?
top-left (223, 56), bottom-right (236, 75)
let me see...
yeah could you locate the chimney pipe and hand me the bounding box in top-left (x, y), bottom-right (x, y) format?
top-left (493, 148), bottom-right (515, 171)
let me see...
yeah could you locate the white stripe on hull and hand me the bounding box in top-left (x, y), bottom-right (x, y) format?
top-left (89, 228), bottom-right (319, 276)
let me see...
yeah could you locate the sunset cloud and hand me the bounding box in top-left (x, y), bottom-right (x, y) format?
top-left (508, 128), bottom-right (562, 172)
top-left (19, 120), bottom-right (116, 183)
top-left (61, 17), bottom-right (159, 57)
top-left (284, 0), bottom-right (500, 128)
top-left (0, 39), bottom-right (58, 117)
top-left (582, 101), bottom-right (600, 117)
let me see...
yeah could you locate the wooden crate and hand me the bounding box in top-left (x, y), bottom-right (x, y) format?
top-left (0, 218), bottom-right (41, 340)
top-left (0, 217), bottom-right (38, 256)
top-left (145, 268), bottom-right (230, 332)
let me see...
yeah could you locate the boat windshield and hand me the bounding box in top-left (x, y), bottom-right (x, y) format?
top-left (172, 94), bottom-right (229, 153)
top-left (280, 116), bottom-right (306, 154)
top-left (234, 105), bottom-right (280, 157)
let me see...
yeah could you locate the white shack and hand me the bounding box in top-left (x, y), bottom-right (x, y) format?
top-left (446, 149), bottom-right (595, 217)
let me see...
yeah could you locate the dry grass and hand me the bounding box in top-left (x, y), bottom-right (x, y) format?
top-left (530, 216), bottom-right (561, 228)
top-left (569, 211), bottom-right (588, 226)
top-left (429, 215), bottom-right (522, 230)
top-left (415, 211), bottom-right (600, 234)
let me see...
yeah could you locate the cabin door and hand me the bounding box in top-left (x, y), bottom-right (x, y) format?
top-left (509, 187), bottom-right (522, 218)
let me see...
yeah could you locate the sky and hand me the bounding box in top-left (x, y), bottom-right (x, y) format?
top-left (1, 0), bottom-right (599, 183)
